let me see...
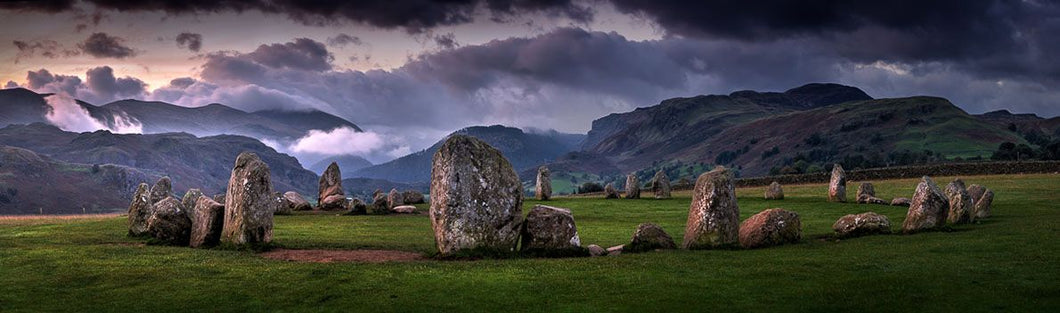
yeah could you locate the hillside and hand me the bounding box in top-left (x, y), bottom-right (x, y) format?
top-left (0, 146), bottom-right (152, 214)
top-left (352, 125), bottom-right (584, 183)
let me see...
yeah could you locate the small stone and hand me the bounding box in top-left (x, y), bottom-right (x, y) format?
top-left (891, 197), bottom-right (911, 207)
top-left (650, 170), bottom-right (671, 199)
top-left (283, 191), bottom-right (312, 211)
top-left (369, 192), bottom-right (389, 215)
top-left (967, 184), bottom-right (994, 219)
top-left (856, 182), bottom-right (875, 199)
top-left (520, 205), bottom-right (581, 251)
top-left (738, 209), bottom-right (801, 249)
top-left (180, 188), bottom-right (204, 222)
top-left (535, 166), bottom-right (552, 201)
top-left (857, 194), bottom-right (889, 205)
top-left (388, 188), bottom-right (404, 209)
top-left (344, 198), bottom-right (367, 215)
top-left (149, 176), bottom-right (173, 204)
top-left (391, 205), bottom-right (417, 214)
top-left (604, 183), bottom-right (620, 199)
top-left (764, 181), bottom-right (784, 200)
top-left (606, 245), bottom-right (624, 256)
top-left (402, 190), bottom-right (426, 204)
top-left (587, 244), bottom-right (606, 257)
top-left (832, 212), bottom-right (891, 239)
top-left (627, 223), bottom-right (676, 253)
top-left (944, 178), bottom-right (975, 225)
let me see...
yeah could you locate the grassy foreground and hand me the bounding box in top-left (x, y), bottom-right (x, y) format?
top-left (1, 174), bottom-right (1058, 312)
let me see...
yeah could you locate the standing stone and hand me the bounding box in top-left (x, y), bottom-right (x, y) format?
top-left (344, 198), bottom-right (368, 215)
top-left (832, 212), bottom-right (891, 238)
top-left (967, 184), bottom-right (993, 218)
top-left (149, 176), bottom-right (173, 204)
top-left (520, 205), bottom-right (580, 251)
top-left (189, 196), bottom-right (225, 248)
top-left (764, 181), bottom-right (784, 200)
top-left (127, 183), bottom-right (152, 237)
top-left (317, 162), bottom-right (345, 211)
top-left (283, 191), bottom-right (312, 211)
top-left (535, 166), bottom-right (552, 201)
top-left (651, 170), bottom-right (671, 199)
top-left (738, 209), bottom-right (802, 249)
top-left (388, 188), bottom-right (404, 209)
top-left (273, 192), bottom-right (294, 215)
top-left (683, 167), bottom-right (740, 250)
top-left (604, 183), bottom-right (620, 199)
top-left (180, 188), bottom-right (204, 222)
top-left (627, 223), bottom-right (676, 253)
top-left (369, 192), bottom-right (389, 214)
top-left (902, 176), bottom-right (950, 234)
top-left (221, 152), bottom-right (275, 246)
top-left (402, 190), bottom-right (426, 204)
top-left (856, 182), bottom-right (875, 199)
top-left (828, 164), bottom-right (846, 202)
top-left (212, 193), bottom-right (226, 204)
top-left (146, 197), bottom-right (192, 246)
top-left (429, 135), bottom-right (523, 255)
top-left (891, 197), bottom-right (911, 206)
top-left (625, 174), bottom-right (640, 199)
top-left (944, 178), bottom-right (975, 224)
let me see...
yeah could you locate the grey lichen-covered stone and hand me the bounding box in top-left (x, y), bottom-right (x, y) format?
top-left (149, 176), bottom-right (173, 204)
top-left (650, 170), bottom-right (671, 199)
top-left (627, 223), bottom-right (676, 253)
top-left (604, 183), bottom-right (620, 199)
top-left (369, 192), bottom-right (389, 215)
top-left (180, 188), bottom-right (204, 222)
top-left (189, 196), bottom-right (225, 248)
top-left (520, 205), bottom-right (580, 251)
top-left (391, 205), bottom-right (417, 214)
top-left (857, 194), bottom-right (889, 205)
top-left (587, 244), bottom-right (606, 257)
top-left (828, 164), bottom-right (847, 202)
top-left (764, 181), bottom-right (784, 200)
top-left (429, 135), bottom-right (523, 255)
top-left (891, 197), bottom-right (911, 206)
top-left (625, 174), bottom-right (640, 199)
top-left (535, 166), bottom-right (552, 201)
top-left (344, 198), bottom-right (368, 215)
top-left (317, 162), bottom-right (344, 210)
top-left (738, 209), bottom-right (801, 249)
top-left (127, 183), bottom-right (152, 237)
top-left (683, 167), bottom-right (740, 250)
top-left (388, 188), bottom-right (404, 209)
top-left (833, 212), bottom-right (891, 238)
top-left (283, 191), bottom-right (312, 211)
top-left (221, 152), bottom-right (275, 246)
top-left (856, 182), bottom-right (875, 199)
top-left (944, 178), bottom-right (975, 224)
top-left (273, 192), bottom-right (293, 216)
top-left (146, 197), bottom-right (192, 246)
top-left (902, 176), bottom-right (950, 234)
top-left (402, 190), bottom-right (425, 204)
top-left (967, 184), bottom-right (993, 218)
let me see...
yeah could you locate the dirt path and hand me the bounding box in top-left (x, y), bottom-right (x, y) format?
top-left (260, 249), bottom-right (426, 263)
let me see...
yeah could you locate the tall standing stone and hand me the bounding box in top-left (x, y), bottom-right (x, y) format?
top-left (388, 188), bottom-right (404, 209)
top-left (902, 176), bottom-right (950, 234)
top-left (683, 167), bottom-right (740, 249)
top-left (967, 184), bottom-right (993, 219)
top-left (764, 181), bottom-right (784, 200)
top-left (317, 162), bottom-right (345, 211)
top-left (625, 174), bottom-right (640, 199)
top-left (651, 170), bottom-right (671, 199)
top-left (149, 176), bottom-right (173, 204)
top-left (828, 164), bottom-right (846, 202)
top-left (535, 166), bottom-right (552, 201)
top-left (189, 196), bottom-right (225, 248)
top-left (944, 178), bottom-right (975, 224)
top-left (221, 152), bottom-right (275, 246)
top-left (429, 135), bottom-right (523, 255)
top-left (127, 183), bottom-right (152, 236)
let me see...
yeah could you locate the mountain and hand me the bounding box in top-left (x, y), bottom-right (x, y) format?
top-left (0, 123), bottom-right (318, 205)
top-left (352, 125), bottom-right (584, 183)
top-left (0, 88), bottom-right (50, 126)
top-left (975, 110), bottom-right (1060, 145)
top-left (309, 155), bottom-right (374, 178)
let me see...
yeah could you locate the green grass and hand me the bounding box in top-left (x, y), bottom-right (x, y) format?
top-left (1, 174), bottom-right (1058, 312)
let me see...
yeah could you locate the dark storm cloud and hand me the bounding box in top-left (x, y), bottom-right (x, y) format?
top-left (12, 40), bottom-right (80, 62)
top-left (23, 66), bottom-right (146, 104)
top-left (175, 32), bottom-right (202, 52)
top-left (2, 0), bottom-right (592, 33)
top-left (78, 32), bottom-right (137, 59)
top-left (433, 33), bottom-right (459, 49)
top-left (326, 34), bottom-right (362, 47)
top-left (85, 66), bottom-right (147, 101)
top-left (26, 69), bottom-right (82, 96)
top-left (246, 38), bottom-right (333, 71)
top-left (4, 81), bottom-right (16, 88)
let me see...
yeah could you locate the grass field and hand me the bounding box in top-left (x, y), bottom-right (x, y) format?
top-left (1, 174), bottom-right (1058, 312)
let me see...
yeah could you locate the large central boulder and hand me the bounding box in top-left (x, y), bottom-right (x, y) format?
top-left (221, 152), bottom-right (275, 246)
top-left (429, 135), bottom-right (523, 255)
top-left (146, 197), bottom-right (192, 246)
top-left (683, 167), bottom-right (740, 249)
top-left (127, 183), bottom-right (152, 237)
top-left (738, 209), bottom-right (801, 249)
top-left (902, 176), bottom-right (950, 234)
top-left (317, 162), bottom-right (345, 211)
top-left (651, 170), bottom-right (671, 199)
top-left (833, 212), bottom-right (891, 238)
top-left (625, 174), bottom-right (640, 199)
top-left (520, 205), bottom-right (580, 251)
top-left (535, 166), bottom-right (552, 201)
top-left (828, 164), bottom-right (846, 202)
top-left (944, 178), bottom-right (975, 224)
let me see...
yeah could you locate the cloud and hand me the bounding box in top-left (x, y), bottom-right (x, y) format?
top-left (326, 33), bottom-right (362, 47)
top-left (0, 0), bottom-right (593, 33)
top-left (42, 92), bottom-right (142, 134)
top-left (175, 32), bottom-right (202, 52)
top-left (4, 81), bottom-right (16, 88)
top-left (289, 126), bottom-right (383, 156)
top-left (246, 38), bottom-right (333, 71)
top-left (79, 32), bottom-right (137, 59)
top-left (23, 66), bottom-right (147, 104)
top-left (13, 40), bottom-right (79, 62)
top-left (433, 33), bottom-right (458, 49)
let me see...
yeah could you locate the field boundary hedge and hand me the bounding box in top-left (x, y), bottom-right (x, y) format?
top-left (733, 161), bottom-right (1060, 187)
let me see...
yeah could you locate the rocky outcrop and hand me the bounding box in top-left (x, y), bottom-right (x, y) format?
top-left (891, 197), bottom-right (911, 206)
top-left (967, 184), bottom-right (993, 218)
top-left (402, 190), bottom-right (425, 204)
top-left (944, 179), bottom-right (975, 224)
top-left (683, 167), bottom-right (740, 250)
top-left (832, 212), bottom-right (891, 238)
top-left (317, 162), bottom-right (345, 210)
top-left (520, 205), bottom-right (580, 251)
top-left (283, 191), bottom-right (312, 211)
top-left (901, 176), bottom-right (949, 234)
top-left (127, 183), bottom-right (152, 237)
top-left (604, 183), bottom-right (620, 199)
top-left (828, 164), bottom-right (846, 202)
top-left (429, 135), bottom-right (523, 255)
top-left (738, 209), bottom-right (801, 249)
top-left (220, 152), bottom-right (275, 246)
top-left (146, 197), bottom-right (192, 246)
top-left (651, 170), bottom-right (671, 199)
top-left (189, 196), bottom-right (225, 248)
top-left (625, 174), bottom-right (640, 199)
top-left (149, 176), bottom-right (173, 204)
top-left (764, 181), bottom-right (784, 200)
top-left (627, 223), bottom-right (676, 253)
top-left (388, 188), bottom-right (404, 209)
top-left (535, 166), bottom-right (552, 201)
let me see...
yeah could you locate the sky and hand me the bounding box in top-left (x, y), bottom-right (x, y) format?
top-left (2, 0), bottom-right (1058, 164)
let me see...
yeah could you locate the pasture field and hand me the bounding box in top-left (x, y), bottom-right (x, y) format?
top-left (1, 174), bottom-right (1058, 312)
